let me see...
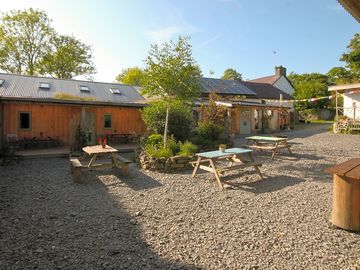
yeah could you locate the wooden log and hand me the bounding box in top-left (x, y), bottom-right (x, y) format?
top-left (332, 174), bottom-right (360, 231)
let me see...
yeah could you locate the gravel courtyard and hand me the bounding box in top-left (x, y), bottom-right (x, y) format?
top-left (1, 124), bottom-right (360, 270)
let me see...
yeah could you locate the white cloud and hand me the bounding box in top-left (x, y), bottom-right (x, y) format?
top-left (198, 33), bottom-right (222, 49)
top-left (145, 11), bottom-right (200, 44)
top-left (146, 26), bottom-right (184, 44)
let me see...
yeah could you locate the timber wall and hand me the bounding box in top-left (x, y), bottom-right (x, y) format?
top-left (2, 102), bottom-right (145, 146)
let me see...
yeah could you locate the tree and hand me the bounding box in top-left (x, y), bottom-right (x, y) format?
top-left (288, 72), bottom-right (332, 111)
top-left (39, 35), bottom-right (95, 79)
top-left (141, 100), bottom-right (193, 141)
top-left (221, 68), bottom-right (242, 80)
top-left (327, 67), bottom-right (356, 85)
top-left (142, 36), bottom-right (201, 147)
top-left (115, 67), bottom-right (145, 86)
top-left (0, 8), bottom-right (54, 75)
top-left (340, 33), bottom-right (360, 80)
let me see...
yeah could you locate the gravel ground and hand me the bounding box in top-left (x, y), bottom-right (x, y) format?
top-left (1, 123), bottom-right (360, 270)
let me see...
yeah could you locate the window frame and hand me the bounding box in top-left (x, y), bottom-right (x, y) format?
top-left (79, 85), bottom-right (90, 92)
top-left (19, 111), bottom-right (32, 130)
top-left (104, 114), bottom-right (112, 129)
top-left (109, 88), bottom-right (121, 94)
top-left (39, 82), bottom-right (51, 90)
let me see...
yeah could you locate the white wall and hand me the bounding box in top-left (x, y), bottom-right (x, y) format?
top-left (343, 93), bottom-right (360, 120)
top-left (273, 76), bottom-right (294, 95)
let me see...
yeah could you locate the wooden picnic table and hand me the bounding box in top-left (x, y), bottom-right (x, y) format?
top-left (245, 136), bottom-right (293, 159)
top-left (82, 145), bottom-right (119, 169)
top-left (191, 147), bottom-right (263, 190)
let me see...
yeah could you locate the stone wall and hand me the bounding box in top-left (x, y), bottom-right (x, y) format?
top-left (138, 152), bottom-right (195, 172)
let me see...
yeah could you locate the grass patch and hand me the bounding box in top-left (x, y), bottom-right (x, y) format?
top-left (308, 120), bottom-right (334, 124)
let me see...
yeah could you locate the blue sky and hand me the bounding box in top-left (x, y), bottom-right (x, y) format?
top-left (1, 0), bottom-right (359, 82)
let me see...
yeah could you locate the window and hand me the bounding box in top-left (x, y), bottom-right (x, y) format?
top-left (19, 112), bottom-right (31, 129)
top-left (109, 88), bottom-right (121, 94)
top-left (79, 85), bottom-right (90, 92)
top-left (104, 114), bottom-right (112, 129)
top-left (0, 79), bottom-right (4, 86)
top-left (39, 82), bottom-right (50, 90)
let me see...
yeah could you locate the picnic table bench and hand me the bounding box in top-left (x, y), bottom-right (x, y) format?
top-left (191, 147), bottom-right (263, 190)
top-left (245, 136), bottom-right (293, 159)
top-left (70, 145), bottom-right (132, 183)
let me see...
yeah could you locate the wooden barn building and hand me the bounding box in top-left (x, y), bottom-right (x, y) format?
top-left (0, 73), bottom-right (146, 149)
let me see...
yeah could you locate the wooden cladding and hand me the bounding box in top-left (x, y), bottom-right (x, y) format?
top-left (2, 102), bottom-right (145, 145)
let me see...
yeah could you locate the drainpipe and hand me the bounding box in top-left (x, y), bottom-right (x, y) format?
top-left (0, 101), bottom-right (3, 149)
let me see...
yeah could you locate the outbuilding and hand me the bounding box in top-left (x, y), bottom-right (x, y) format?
top-left (0, 73), bottom-right (146, 149)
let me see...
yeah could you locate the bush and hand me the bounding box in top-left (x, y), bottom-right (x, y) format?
top-left (178, 141), bottom-right (198, 156)
top-left (145, 134), bottom-right (163, 147)
top-left (145, 145), bottom-right (173, 158)
top-left (198, 121), bottom-right (224, 141)
top-left (141, 100), bottom-right (194, 141)
top-left (141, 133), bottom-right (180, 158)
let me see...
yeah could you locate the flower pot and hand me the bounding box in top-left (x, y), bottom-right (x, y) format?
top-left (219, 147), bottom-right (226, 153)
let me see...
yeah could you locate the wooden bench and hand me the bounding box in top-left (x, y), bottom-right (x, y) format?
top-left (349, 123), bottom-right (360, 133)
top-left (70, 158), bottom-right (84, 183)
top-left (189, 159), bottom-right (211, 167)
top-left (116, 154), bottom-right (132, 176)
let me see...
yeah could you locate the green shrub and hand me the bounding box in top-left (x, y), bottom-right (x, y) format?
top-left (141, 100), bottom-right (194, 141)
top-left (166, 136), bottom-right (180, 155)
top-left (146, 134), bottom-right (163, 147)
top-left (145, 145), bottom-right (173, 158)
top-left (142, 133), bottom-right (180, 158)
top-left (178, 141), bottom-right (198, 156)
top-left (198, 121), bottom-right (224, 140)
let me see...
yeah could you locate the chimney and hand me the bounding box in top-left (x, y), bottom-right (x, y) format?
top-left (275, 66), bottom-right (286, 76)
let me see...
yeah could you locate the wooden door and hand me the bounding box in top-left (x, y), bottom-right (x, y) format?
top-left (81, 108), bottom-right (96, 145)
top-left (239, 109), bottom-right (252, 134)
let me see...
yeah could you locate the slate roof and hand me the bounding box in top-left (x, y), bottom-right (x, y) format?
top-left (200, 77), bottom-right (256, 96)
top-left (247, 75), bottom-right (280, 85)
top-left (243, 82), bottom-right (293, 100)
top-left (0, 73), bottom-right (146, 107)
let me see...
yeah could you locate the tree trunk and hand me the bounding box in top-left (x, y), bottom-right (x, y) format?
top-left (164, 105), bottom-right (170, 147)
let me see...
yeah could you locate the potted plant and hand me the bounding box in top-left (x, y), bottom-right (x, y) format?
top-left (219, 144), bottom-right (227, 153)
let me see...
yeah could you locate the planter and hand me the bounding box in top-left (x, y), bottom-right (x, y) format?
top-left (138, 152), bottom-right (195, 172)
top-left (219, 147), bottom-right (226, 153)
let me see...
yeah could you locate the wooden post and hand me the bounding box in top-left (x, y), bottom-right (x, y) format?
top-left (164, 105), bottom-right (169, 147)
top-left (335, 90), bottom-right (338, 120)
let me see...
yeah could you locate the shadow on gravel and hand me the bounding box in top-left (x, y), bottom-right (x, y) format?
top-left (252, 150), bottom-right (325, 161)
top-left (0, 159), bottom-right (199, 270)
top-left (223, 175), bottom-right (305, 194)
top-left (278, 163), bottom-right (333, 183)
top-left (85, 166), bottom-right (163, 191)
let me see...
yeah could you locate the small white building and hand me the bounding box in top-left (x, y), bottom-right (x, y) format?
top-left (328, 83), bottom-right (360, 120)
top-left (248, 66), bottom-right (295, 96)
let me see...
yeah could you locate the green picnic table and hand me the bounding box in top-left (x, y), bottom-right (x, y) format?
top-left (191, 147), bottom-right (263, 190)
top-left (245, 136), bottom-right (293, 159)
